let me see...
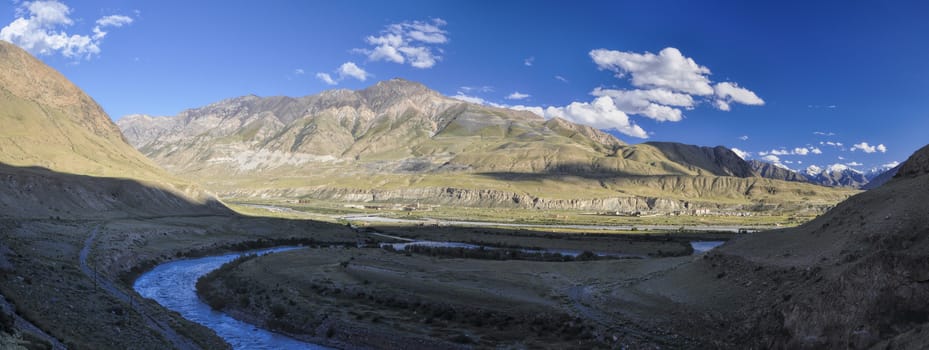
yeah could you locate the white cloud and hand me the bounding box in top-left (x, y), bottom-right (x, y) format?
top-left (506, 91), bottom-right (530, 100)
top-left (554, 75), bottom-right (568, 83)
top-left (846, 162), bottom-right (863, 167)
top-left (838, 156), bottom-right (845, 160)
top-left (760, 146), bottom-right (821, 157)
top-left (591, 87), bottom-right (692, 122)
top-left (590, 47), bottom-right (714, 95)
top-left (316, 61), bottom-right (370, 85)
top-left (713, 82), bottom-right (764, 110)
top-left (294, 68), bottom-right (305, 75)
top-left (850, 142), bottom-right (887, 153)
top-left (450, 91), bottom-right (506, 107)
top-left (358, 18), bottom-right (448, 69)
top-left (814, 131), bottom-right (836, 136)
top-left (585, 47), bottom-right (762, 124)
top-left (460, 85), bottom-right (494, 93)
top-left (881, 161), bottom-right (900, 169)
top-left (731, 147), bottom-right (749, 159)
top-left (524, 56), bottom-right (534, 66)
top-left (0, 1), bottom-right (133, 59)
top-left (337, 61), bottom-right (369, 81)
top-left (738, 135), bottom-right (749, 141)
top-left (451, 93), bottom-right (648, 139)
top-left (521, 97), bottom-right (648, 138)
top-left (92, 14), bottom-right (132, 40)
top-left (761, 155), bottom-right (788, 169)
top-left (316, 73), bottom-right (337, 85)
top-left (820, 141), bottom-right (843, 148)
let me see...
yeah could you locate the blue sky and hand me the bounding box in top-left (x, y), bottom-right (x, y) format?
top-left (2, 1), bottom-right (928, 173)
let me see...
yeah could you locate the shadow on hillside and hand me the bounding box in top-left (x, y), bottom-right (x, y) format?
top-left (0, 162), bottom-right (234, 219)
top-left (476, 162), bottom-right (667, 182)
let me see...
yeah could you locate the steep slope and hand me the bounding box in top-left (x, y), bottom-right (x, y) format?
top-left (118, 79), bottom-right (855, 213)
top-left (721, 144), bottom-right (929, 347)
top-left (0, 40), bottom-right (225, 218)
top-left (861, 164), bottom-right (901, 190)
top-left (630, 143), bottom-right (929, 347)
top-left (641, 142), bottom-right (755, 177)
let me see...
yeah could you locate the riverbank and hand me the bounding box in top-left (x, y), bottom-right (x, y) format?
top-left (196, 247), bottom-right (623, 348)
top-left (0, 215), bottom-right (360, 349)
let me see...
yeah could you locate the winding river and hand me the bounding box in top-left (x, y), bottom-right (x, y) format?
top-left (133, 247), bottom-right (328, 350)
top-left (133, 241), bottom-right (725, 349)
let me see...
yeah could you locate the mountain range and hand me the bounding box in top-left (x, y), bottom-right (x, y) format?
top-left (117, 79), bottom-right (854, 213)
top-left (748, 159), bottom-right (898, 189)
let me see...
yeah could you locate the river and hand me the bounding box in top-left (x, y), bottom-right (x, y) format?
top-left (132, 241), bottom-right (724, 349)
top-left (133, 247), bottom-right (328, 350)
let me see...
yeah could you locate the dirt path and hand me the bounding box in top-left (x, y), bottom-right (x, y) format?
top-left (79, 227), bottom-right (201, 350)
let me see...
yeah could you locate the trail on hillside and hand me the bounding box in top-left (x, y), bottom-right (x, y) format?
top-left (79, 228), bottom-right (202, 350)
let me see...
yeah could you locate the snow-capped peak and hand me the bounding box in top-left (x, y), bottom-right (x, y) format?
top-left (825, 163), bottom-right (862, 174)
top-left (805, 165), bottom-right (823, 176)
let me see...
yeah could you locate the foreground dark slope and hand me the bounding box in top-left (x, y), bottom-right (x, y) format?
top-left (0, 40), bottom-right (360, 349)
top-left (643, 143), bottom-right (929, 348)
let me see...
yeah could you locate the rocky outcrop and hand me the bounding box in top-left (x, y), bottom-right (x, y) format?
top-left (749, 160), bottom-right (811, 183)
top-left (644, 142), bottom-right (755, 177)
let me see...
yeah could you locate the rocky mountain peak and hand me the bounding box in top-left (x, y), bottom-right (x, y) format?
top-left (358, 78), bottom-right (441, 108)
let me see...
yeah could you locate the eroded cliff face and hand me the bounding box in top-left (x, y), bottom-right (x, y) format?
top-left (219, 185), bottom-right (831, 215)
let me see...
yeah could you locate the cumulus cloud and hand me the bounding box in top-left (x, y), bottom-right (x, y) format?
top-left (814, 131), bottom-right (836, 136)
top-left (590, 47), bottom-right (714, 95)
top-left (0, 1), bottom-right (133, 59)
top-left (731, 148), bottom-right (749, 159)
top-left (357, 18), bottom-right (448, 69)
top-left (584, 47), bottom-right (762, 127)
top-left (713, 82), bottom-right (764, 110)
top-left (850, 142), bottom-right (887, 153)
top-left (846, 162), bottom-right (863, 167)
top-left (738, 135), bottom-right (749, 141)
top-left (294, 68), bottom-right (305, 75)
top-left (315, 61), bottom-right (370, 85)
top-left (554, 75), bottom-right (568, 83)
top-left (820, 141), bottom-right (843, 148)
top-left (591, 87), bottom-right (693, 122)
top-left (460, 47), bottom-right (760, 135)
top-left (810, 147), bottom-right (823, 154)
top-left (338, 61), bottom-right (369, 81)
top-left (524, 56), bottom-right (534, 66)
top-left (506, 91), bottom-right (530, 100)
top-left (518, 97), bottom-right (648, 138)
top-left (451, 91), bottom-right (648, 138)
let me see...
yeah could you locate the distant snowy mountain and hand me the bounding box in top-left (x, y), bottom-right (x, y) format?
top-left (752, 160), bottom-right (874, 188)
top-left (806, 164), bottom-right (869, 188)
